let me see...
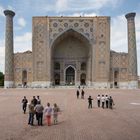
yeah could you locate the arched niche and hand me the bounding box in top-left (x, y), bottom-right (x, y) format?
top-left (51, 29), bottom-right (91, 85)
top-left (22, 70), bottom-right (27, 87)
top-left (80, 73), bottom-right (86, 85)
top-left (65, 66), bottom-right (76, 85)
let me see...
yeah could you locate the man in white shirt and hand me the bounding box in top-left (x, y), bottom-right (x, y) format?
top-left (101, 95), bottom-right (105, 109)
top-left (105, 95), bottom-right (109, 108)
top-left (97, 95), bottom-right (101, 107)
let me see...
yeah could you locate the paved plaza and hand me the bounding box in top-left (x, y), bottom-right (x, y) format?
top-left (0, 88), bottom-right (140, 140)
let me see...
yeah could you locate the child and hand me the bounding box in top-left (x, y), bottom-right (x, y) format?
top-left (53, 103), bottom-right (60, 124)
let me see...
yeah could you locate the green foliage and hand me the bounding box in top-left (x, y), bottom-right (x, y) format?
top-left (0, 72), bottom-right (4, 86)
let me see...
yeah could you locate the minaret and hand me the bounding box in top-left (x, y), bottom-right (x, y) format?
top-left (4, 10), bottom-right (15, 88)
top-left (125, 12), bottom-right (138, 88)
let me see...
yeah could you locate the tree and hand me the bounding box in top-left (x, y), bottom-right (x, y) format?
top-left (0, 72), bottom-right (4, 87)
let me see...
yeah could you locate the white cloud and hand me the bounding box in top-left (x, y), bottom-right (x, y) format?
top-left (17, 17), bottom-right (26, 28)
top-left (14, 32), bottom-right (32, 52)
top-left (54, 0), bottom-right (123, 13)
top-left (7, 5), bottom-right (14, 11)
top-left (55, 0), bottom-right (68, 13)
top-left (68, 12), bottom-right (97, 17)
top-left (83, 13), bottom-right (97, 17)
top-left (13, 0), bottom-right (123, 14)
top-left (0, 5), bottom-right (4, 17)
top-left (111, 15), bottom-right (127, 52)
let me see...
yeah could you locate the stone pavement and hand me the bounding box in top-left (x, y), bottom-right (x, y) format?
top-left (0, 88), bottom-right (140, 140)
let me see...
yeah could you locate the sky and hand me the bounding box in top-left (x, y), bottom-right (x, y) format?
top-left (0, 0), bottom-right (140, 75)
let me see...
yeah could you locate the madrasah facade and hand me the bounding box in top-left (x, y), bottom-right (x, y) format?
top-left (4, 10), bottom-right (138, 89)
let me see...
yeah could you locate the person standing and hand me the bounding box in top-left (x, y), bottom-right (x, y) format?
top-left (101, 95), bottom-right (105, 109)
top-left (88, 96), bottom-right (93, 108)
top-left (53, 103), bottom-right (60, 124)
top-left (105, 95), bottom-right (109, 108)
top-left (37, 95), bottom-right (41, 104)
top-left (31, 96), bottom-right (38, 107)
top-left (22, 96), bottom-right (28, 114)
top-left (28, 100), bottom-right (35, 125)
top-left (78, 85), bottom-right (80, 90)
top-left (44, 103), bottom-right (52, 126)
top-left (97, 95), bottom-right (101, 107)
top-left (34, 101), bottom-right (44, 126)
top-left (76, 90), bottom-right (80, 99)
top-left (31, 96), bottom-right (38, 120)
top-left (109, 96), bottom-right (115, 109)
top-left (81, 89), bottom-right (85, 99)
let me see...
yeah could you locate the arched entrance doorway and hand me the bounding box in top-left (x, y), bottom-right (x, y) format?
top-left (65, 66), bottom-right (75, 85)
top-left (22, 70), bottom-right (27, 87)
top-left (80, 73), bottom-right (86, 85)
top-left (54, 73), bottom-right (60, 85)
top-left (114, 70), bottom-right (119, 88)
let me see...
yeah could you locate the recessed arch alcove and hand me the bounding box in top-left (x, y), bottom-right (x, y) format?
top-left (22, 70), bottom-right (27, 87)
top-left (65, 65), bottom-right (76, 85)
top-left (51, 29), bottom-right (92, 86)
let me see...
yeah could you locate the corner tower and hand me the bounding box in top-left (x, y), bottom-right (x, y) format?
top-left (4, 10), bottom-right (15, 88)
top-left (125, 13), bottom-right (138, 88)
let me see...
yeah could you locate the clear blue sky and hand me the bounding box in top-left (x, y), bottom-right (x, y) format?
top-left (0, 0), bottom-right (140, 75)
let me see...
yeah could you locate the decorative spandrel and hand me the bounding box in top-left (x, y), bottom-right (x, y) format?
top-left (49, 18), bottom-right (94, 44)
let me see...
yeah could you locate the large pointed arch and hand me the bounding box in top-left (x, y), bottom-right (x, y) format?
top-left (51, 28), bottom-right (92, 86)
top-left (51, 28), bottom-right (92, 52)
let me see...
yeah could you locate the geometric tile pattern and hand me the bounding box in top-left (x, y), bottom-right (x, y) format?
top-left (32, 18), bottom-right (47, 81)
top-left (125, 13), bottom-right (138, 81)
top-left (32, 16), bottom-right (111, 84)
top-left (127, 19), bottom-right (137, 78)
top-left (97, 19), bottom-right (109, 79)
top-left (4, 14), bottom-right (14, 81)
top-left (49, 18), bottom-right (94, 44)
top-left (110, 51), bottom-right (128, 81)
top-left (14, 51), bottom-right (33, 86)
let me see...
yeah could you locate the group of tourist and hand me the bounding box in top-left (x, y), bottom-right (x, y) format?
top-left (76, 86), bottom-right (115, 109)
top-left (21, 88), bottom-right (115, 127)
top-left (96, 94), bottom-right (115, 109)
top-left (22, 96), bottom-right (60, 126)
top-left (87, 94), bottom-right (115, 109)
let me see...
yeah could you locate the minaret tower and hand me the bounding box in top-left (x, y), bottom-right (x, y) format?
top-left (125, 13), bottom-right (138, 88)
top-left (4, 10), bottom-right (15, 88)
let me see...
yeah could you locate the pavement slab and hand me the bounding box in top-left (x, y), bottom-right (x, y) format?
top-left (0, 88), bottom-right (140, 140)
